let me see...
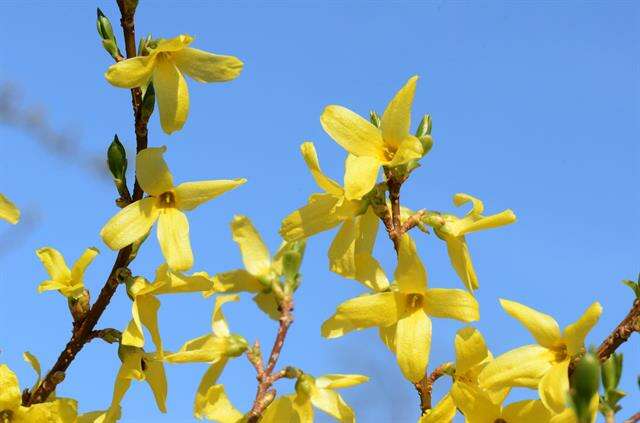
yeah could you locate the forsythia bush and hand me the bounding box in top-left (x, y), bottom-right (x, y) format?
top-left (1, 2), bottom-right (638, 422)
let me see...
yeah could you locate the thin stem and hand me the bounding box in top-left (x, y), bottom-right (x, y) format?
top-left (25, 1), bottom-right (148, 405)
top-left (414, 364), bottom-right (448, 413)
top-left (246, 296), bottom-right (294, 422)
top-left (597, 298), bottom-right (640, 363)
top-left (625, 412), bottom-right (640, 423)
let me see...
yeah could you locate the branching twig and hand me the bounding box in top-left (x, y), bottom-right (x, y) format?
top-left (246, 296), bottom-right (294, 422)
top-left (597, 299), bottom-right (640, 362)
top-left (24, 1), bottom-right (148, 405)
top-left (413, 364), bottom-right (448, 413)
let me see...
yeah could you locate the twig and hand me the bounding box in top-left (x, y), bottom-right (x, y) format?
top-left (413, 364), bottom-right (448, 413)
top-left (246, 296), bottom-right (294, 422)
top-left (25, 1), bottom-right (148, 405)
top-left (597, 299), bottom-right (640, 362)
top-left (625, 412), bottom-right (640, 423)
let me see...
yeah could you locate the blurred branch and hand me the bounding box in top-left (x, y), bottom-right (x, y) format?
top-left (0, 81), bottom-right (107, 181)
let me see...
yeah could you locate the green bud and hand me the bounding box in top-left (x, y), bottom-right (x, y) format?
top-left (107, 134), bottom-right (128, 182)
top-left (99, 328), bottom-right (122, 344)
top-left (415, 114), bottom-right (432, 137)
top-left (369, 110), bottom-right (381, 128)
top-left (419, 135), bottom-right (434, 156)
top-left (601, 353), bottom-right (623, 392)
top-left (96, 8), bottom-right (121, 59)
top-left (68, 289), bottom-right (90, 321)
top-left (284, 366), bottom-right (302, 379)
top-left (138, 34), bottom-right (153, 56)
top-left (140, 83), bottom-right (155, 123)
top-left (226, 334), bottom-right (249, 357)
top-left (570, 352), bottom-right (601, 423)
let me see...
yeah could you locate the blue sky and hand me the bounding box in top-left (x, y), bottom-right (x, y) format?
top-left (0, 1), bottom-right (638, 422)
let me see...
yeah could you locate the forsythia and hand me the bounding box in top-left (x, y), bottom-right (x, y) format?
top-left (4, 4), bottom-right (626, 423)
top-left (100, 146), bottom-right (246, 271)
top-left (105, 34), bottom-right (243, 134)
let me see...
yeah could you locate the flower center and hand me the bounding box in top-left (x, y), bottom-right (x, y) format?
top-left (495, 419), bottom-right (507, 423)
top-left (406, 293), bottom-right (424, 309)
top-left (157, 191), bottom-right (176, 208)
top-left (0, 410), bottom-right (13, 422)
top-left (554, 344), bottom-right (568, 362)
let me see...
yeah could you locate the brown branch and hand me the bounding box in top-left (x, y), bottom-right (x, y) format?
top-left (596, 298), bottom-right (640, 362)
top-left (414, 364), bottom-right (448, 414)
top-left (625, 412), bottom-right (640, 423)
top-left (246, 296), bottom-right (294, 422)
top-left (25, 1), bottom-right (149, 405)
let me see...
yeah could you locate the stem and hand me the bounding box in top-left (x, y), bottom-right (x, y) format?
top-left (413, 364), bottom-right (448, 414)
top-left (597, 298), bottom-right (640, 363)
top-left (625, 412), bottom-right (640, 423)
top-left (246, 296), bottom-right (294, 422)
top-left (25, 1), bottom-right (149, 405)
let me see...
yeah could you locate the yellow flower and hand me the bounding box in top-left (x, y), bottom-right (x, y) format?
top-left (479, 299), bottom-right (602, 413)
top-left (100, 146), bottom-right (246, 271)
top-left (105, 35), bottom-right (243, 134)
top-left (453, 383), bottom-right (552, 423)
top-left (204, 215), bottom-right (303, 319)
top-left (418, 393), bottom-right (457, 423)
top-left (422, 193), bottom-right (516, 291)
top-left (319, 76), bottom-right (426, 198)
top-left (261, 373), bottom-right (368, 423)
top-left (322, 235), bottom-right (479, 382)
top-left (164, 295), bottom-right (248, 419)
top-left (189, 384), bottom-right (243, 423)
top-left (0, 363), bottom-right (78, 422)
top-left (449, 327), bottom-right (509, 408)
top-left (121, 264), bottom-right (214, 356)
top-left (280, 142), bottom-right (386, 290)
top-left (0, 193), bottom-right (19, 224)
top-left (36, 246), bottom-right (99, 298)
top-left (105, 347), bottom-right (166, 422)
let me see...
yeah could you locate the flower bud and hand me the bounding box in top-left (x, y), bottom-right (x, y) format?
top-left (138, 34), bottom-right (153, 56)
top-left (601, 353), bottom-right (623, 392)
top-left (107, 135), bottom-right (128, 199)
top-left (284, 366), bottom-right (302, 379)
top-left (140, 83), bottom-right (155, 123)
top-left (226, 334), bottom-right (249, 357)
top-left (570, 352), bottom-right (601, 422)
top-left (68, 289), bottom-right (90, 321)
top-left (415, 114), bottom-right (432, 137)
top-left (369, 110), bottom-right (381, 128)
top-left (96, 8), bottom-right (121, 59)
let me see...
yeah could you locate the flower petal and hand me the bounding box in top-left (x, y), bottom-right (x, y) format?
top-left (343, 154), bottom-right (379, 200)
top-left (151, 264), bottom-right (214, 295)
top-left (212, 295), bottom-right (239, 336)
top-left (261, 396), bottom-right (297, 423)
top-left (539, 360), bottom-right (570, 414)
top-left (175, 179), bottom-right (246, 211)
top-left (444, 235), bottom-right (478, 291)
top-left (320, 314), bottom-right (359, 339)
top-left (499, 299), bottom-right (562, 349)
top-left (455, 326), bottom-right (489, 375)
top-left (100, 197), bottom-right (159, 250)
top-left (194, 384), bottom-right (243, 423)
top-left (231, 215), bottom-right (271, 277)
top-left (457, 209), bottom-right (517, 236)
top-left (70, 247), bottom-right (99, 284)
top-left (105, 55), bottom-right (156, 88)
top-left (381, 76), bottom-right (418, 150)
top-left (157, 208), bottom-right (193, 271)
top-left (212, 269), bottom-right (263, 294)
top-left (395, 309), bottom-right (431, 382)
top-left (253, 292), bottom-right (280, 320)
top-left (320, 105), bottom-right (385, 160)
top-left (153, 35), bottom-right (193, 53)
top-left (562, 302), bottom-right (602, 356)
top-left (394, 234), bottom-right (428, 293)
top-left (153, 56), bottom-right (189, 134)
top-left (0, 364), bottom-right (21, 411)
top-left (144, 358), bottom-right (168, 413)
top-left (194, 359), bottom-right (228, 419)
top-left (329, 292), bottom-right (403, 330)
top-left (502, 400), bottom-right (552, 423)
top-left (479, 344), bottom-right (555, 389)
top-left (173, 47), bottom-right (243, 83)
top-left (36, 247), bottom-right (71, 283)
top-left (423, 288), bottom-right (479, 322)
top-left (164, 334), bottom-right (231, 363)
top-left (419, 393), bottom-right (457, 423)
top-left (279, 194), bottom-right (343, 242)
top-left (136, 146), bottom-right (174, 196)
top-left (451, 383), bottom-right (500, 422)
top-left (0, 193), bottom-right (19, 224)
top-left (314, 374), bottom-right (368, 390)
top-left (387, 135), bottom-right (423, 166)
top-left (310, 389), bottom-right (355, 423)
top-left (300, 142), bottom-right (343, 196)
